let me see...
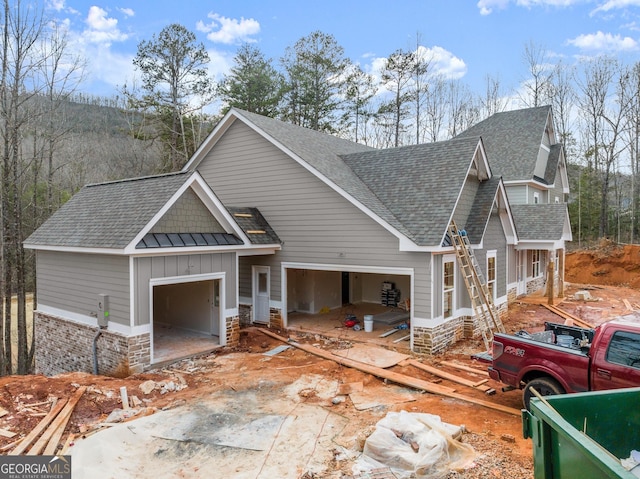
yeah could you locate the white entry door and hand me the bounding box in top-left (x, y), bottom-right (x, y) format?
top-left (252, 266), bottom-right (270, 324)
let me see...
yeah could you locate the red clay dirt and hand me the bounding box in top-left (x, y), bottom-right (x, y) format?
top-left (1, 244), bottom-right (639, 478)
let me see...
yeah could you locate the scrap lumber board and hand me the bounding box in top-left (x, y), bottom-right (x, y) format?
top-left (0, 407), bottom-right (8, 418)
top-left (624, 298), bottom-right (634, 311)
top-left (27, 387), bottom-right (86, 455)
top-left (42, 386), bottom-right (87, 456)
top-left (379, 328), bottom-right (399, 338)
top-left (407, 360), bottom-right (495, 395)
top-left (543, 304), bottom-right (592, 328)
top-left (9, 398), bottom-right (67, 455)
top-left (393, 334), bottom-right (410, 343)
top-left (258, 328), bottom-right (520, 416)
top-left (0, 428), bottom-right (16, 438)
top-left (439, 360), bottom-right (490, 377)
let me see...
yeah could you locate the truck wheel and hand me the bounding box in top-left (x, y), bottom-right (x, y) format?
top-left (523, 377), bottom-right (565, 410)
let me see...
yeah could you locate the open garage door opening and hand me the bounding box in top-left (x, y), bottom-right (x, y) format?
top-left (285, 267), bottom-right (412, 345)
top-left (152, 279), bottom-right (222, 364)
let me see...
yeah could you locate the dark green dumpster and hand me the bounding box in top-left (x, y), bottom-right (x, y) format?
top-left (522, 387), bottom-right (640, 478)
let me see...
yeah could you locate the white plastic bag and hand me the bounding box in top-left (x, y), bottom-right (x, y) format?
top-left (358, 410), bottom-right (477, 478)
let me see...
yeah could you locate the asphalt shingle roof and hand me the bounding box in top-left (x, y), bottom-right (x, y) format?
top-left (511, 203), bottom-right (568, 241)
top-left (25, 172), bottom-right (191, 249)
top-left (340, 137), bottom-right (482, 246)
top-left (25, 172), bottom-right (280, 250)
top-left (456, 105), bottom-right (551, 182)
top-left (233, 110), bottom-right (484, 246)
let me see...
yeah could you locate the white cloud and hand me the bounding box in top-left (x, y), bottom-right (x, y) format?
top-left (567, 30), bottom-right (638, 51)
top-left (83, 6), bottom-right (128, 45)
top-left (118, 7), bottom-right (135, 18)
top-left (46, 0), bottom-right (66, 11)
top-left (423, 45), bottom-right (467, 79)
top-left (477, 0), bottom-right (510, 15)
top-left (196, 13), bottom-right (260, 44)
top-left (591, 0), bottom-right (640, 15)
top-left (478, 0), bottom-right (584, 15)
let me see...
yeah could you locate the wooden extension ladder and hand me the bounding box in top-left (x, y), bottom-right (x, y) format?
top-left (447, 220), bottom-right (505, 352)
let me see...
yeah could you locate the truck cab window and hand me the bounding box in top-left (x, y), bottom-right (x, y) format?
top-left (606, 331), bottom-right (640, 369)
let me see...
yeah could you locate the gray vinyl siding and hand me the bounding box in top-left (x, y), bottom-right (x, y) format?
top-left (528, 185), bottom-right (546, 204)
top-left (550, 164), bottom-right (565, 203)
top-left (506, 185), bottom-right (527, 204)
top-left (197, 120), bottom-right (433, 318)
top-left (134, 252), bottom-right (236, 327)
top-left (36, 251), bottom-right (130, 325)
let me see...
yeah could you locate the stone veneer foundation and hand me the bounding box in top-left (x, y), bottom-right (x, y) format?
top-left (34, 312), bottom-right (150, 377)
top-left (35, 312), bottom-right (242, 377)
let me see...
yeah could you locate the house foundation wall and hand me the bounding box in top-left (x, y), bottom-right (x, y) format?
top-left (34, 312), bottom-right (150, 377)
top-left (226, 315), bottom-right (240, 346)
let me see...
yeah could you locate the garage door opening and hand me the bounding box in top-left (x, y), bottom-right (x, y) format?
top-left (152, 279), bottom-right (222, 364)
top-left (285, 267), bottom-right (412, 346)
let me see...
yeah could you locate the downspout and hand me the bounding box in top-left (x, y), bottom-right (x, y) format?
top-left (93, 327), bottom-right (105, 375)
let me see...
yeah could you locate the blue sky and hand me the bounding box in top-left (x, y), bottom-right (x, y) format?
top-left (47, 0), bottom-right (640, 101)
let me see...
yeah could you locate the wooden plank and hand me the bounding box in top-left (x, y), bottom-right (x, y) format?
top-left (393, 334), bottom-right (410, 343)
top-left (543, 304), bottom-right (592, 328)
top-left (407, 360), bottom-right (495, 394)
top-left (257, 328), bottom-right (519, 416)
top-left (439, 360), bottom-right (490, 377)
top-left (0, 428), bottom-right (16, 438)
top-left (9, 398), bottom-right (67, 455)
top-left (379, 329), bottom-right (399, 338)
top-left (41, 386), bottom-right (87, 456)
top-left (0, 407), bottom-right (9, 418)
top-left (623, 298), bottom-right (633, 311)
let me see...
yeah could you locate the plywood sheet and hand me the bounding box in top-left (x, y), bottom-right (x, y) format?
top-left (331, 344), bottom-right (409, 369)
top-left (349, 386), bottom-right (416, 411)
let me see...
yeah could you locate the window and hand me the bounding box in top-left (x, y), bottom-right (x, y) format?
top-left (606, 331), bottom-right (640, 369)
top-left (443, 257), bottom-right (455, 318)
top-left (487, 251), bottom-right (496, 302)
top-left (532, 250), bottom-right (541, 277)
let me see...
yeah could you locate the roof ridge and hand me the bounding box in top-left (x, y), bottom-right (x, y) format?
top-left (85, 170), bottom-right (189, 188)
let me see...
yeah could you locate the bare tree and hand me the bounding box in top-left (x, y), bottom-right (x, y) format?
top-left (520, 41), bottom-right (554, 107)
top-left (480, 74), bottom-right (508, 119)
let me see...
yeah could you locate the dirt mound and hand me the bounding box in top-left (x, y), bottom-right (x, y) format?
top-left (566, 241), bottom-right (640, 288)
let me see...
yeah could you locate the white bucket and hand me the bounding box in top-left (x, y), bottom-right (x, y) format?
top-left (363, 315), bottom-right (374, 332)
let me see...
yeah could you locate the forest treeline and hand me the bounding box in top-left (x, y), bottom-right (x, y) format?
top-left (0, 1), bottom-right (638, 374)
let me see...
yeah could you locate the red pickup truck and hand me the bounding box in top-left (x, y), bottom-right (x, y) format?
top-left (488, 314), bottom-right (640, 409)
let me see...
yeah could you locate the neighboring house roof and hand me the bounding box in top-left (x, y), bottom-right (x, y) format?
top-left (456, 105), bottom-right (552, 182)
top-left (186, 109), bottom-right (497, 248)
top-left (24, 171), bottom-right (280, 254)
top-left (511, 204), bottom-right (571, 241)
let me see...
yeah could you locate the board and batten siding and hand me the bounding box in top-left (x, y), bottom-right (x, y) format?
top-left (36, 251), bottom-right (130, 326)
top-left (483, 208), bottom-right (508, 298)
top-left (134, 252), bottom-right (236, 327)
top-left (453, 175), bottom-right (480, 228)
top-left (197, 120), bottom-right (433, 319)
